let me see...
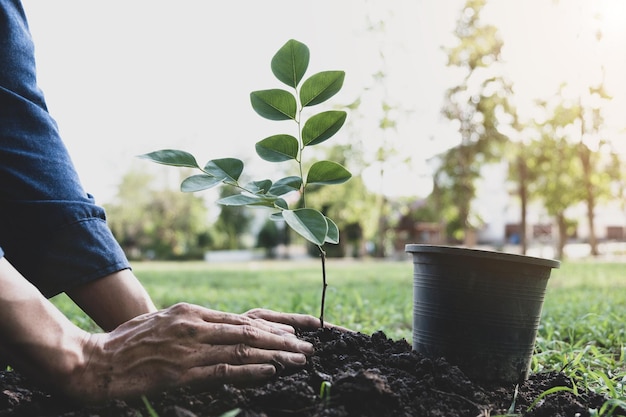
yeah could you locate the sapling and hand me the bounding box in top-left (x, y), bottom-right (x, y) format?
top-left (319, 381), bottom-right (332, 403)
top-left (139, 39), bottom-right (351, 327)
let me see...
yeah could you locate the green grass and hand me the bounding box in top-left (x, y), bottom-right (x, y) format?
top-left (534, 261), bottom-right (626, 414)
top-left (145, 259), bottom-right (415, 340)
top-left (51, 257), bottom-right (626, 414)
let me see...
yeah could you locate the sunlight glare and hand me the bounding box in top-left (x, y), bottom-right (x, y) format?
top-left (597, 0), bottom-right (626, 35)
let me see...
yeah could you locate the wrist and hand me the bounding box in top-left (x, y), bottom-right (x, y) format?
top-left (0, 258), bottom-right (110, 403)
top-left (61, 332), bottom-right (108, 403)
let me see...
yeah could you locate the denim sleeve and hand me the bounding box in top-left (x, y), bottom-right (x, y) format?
top-left (0, 0), bottom-right (130, 298)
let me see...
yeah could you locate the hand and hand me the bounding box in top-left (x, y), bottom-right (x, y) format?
top-left (66, 303), bottom-right (315, 403)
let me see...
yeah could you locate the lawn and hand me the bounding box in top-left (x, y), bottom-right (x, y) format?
top-left (51, 257), bottom-right (626, 413)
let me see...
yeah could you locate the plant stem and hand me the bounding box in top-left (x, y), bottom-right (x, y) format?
top-left (317, 245), bottom-right (327, 328)
top-left (296, 107), bottom-right (306, 205)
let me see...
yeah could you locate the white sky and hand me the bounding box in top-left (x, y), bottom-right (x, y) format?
top-left (21, 0), bottom-right (626, 203)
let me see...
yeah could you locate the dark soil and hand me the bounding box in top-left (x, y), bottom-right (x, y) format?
top-left (1, 329), bottom-right (622, 417)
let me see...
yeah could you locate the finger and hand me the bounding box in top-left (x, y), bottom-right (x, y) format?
top-left (248, 317), bottom-right (296, 335)
top-left (187, 343), bottom-right (308, 368)
top-left (201, 323), bottom-right (315, 355)
top-left (181, 363), bottom-right (277, 388)
top-left (245, 308), bottom-right (352, 331)
top-left (195, 307), bottom-right (297, 336)
top-left (161, 305), bottom-right (313, 352)
top-left (244, 308), bottom-right (320, 329)
top-left (165, 304), bottom-right (297, 340)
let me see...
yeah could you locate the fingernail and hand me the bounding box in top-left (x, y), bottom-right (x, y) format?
top-left (298, 341), bottom-right (314, 355)
top-left (287, 353), bottom-right (307, 365)
top-left (261, 365), bottom-right (277, 376)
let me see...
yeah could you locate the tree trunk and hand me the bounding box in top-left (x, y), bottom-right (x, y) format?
top-left (464, 227), bottom-right (477, 247)
top-left (585, 190), bottom-right (598, 255)
top-left (374, 195), bottom-right (388, 258)
top-left (517, 154), bottom-right (528, 255)
top-left (459, 145), bottom-right (474, 247)
top-left (556, 212), bottom-right (567, 260)
top-left (579, 143), bottom-right (599, 256)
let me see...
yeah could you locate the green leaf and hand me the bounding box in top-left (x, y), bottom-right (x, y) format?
top-left (282, 208), bottom-right (328, 246)
top-left (270, 211), bottom-right (284, 221)
top-left (271, 39), bottom-right (309, 88)
top-left (300, 71), bottom-right (345, 107)
top-left (526, 386), bottom-right (577, 411)
top-left (137, 149), bottom-right (199, 168)
top-left (218, 194), bottom-right (275, 207)
top-left (269, 176), bottom-right (302, 196)
top-left (245, 180), bottom-right (273, 194)
top-left (274, 198), bottom-right (288, 209)
top-left (306, 161), bottom-right (352, 185)
top-left (256, 135), bottom-right (299, 162)
top-left (204, 158), bottom-right (244, 183)
top-left (250, 89), bottom-right (297, 120)
top-left (142, 396), bottom-right (160, 417)
top-left (302, 111), bottom-right (347, 146)
top-left (181, 174), bottom-right (221, 192)
top-left (217, 409), bottom-right (242, 417)
top-left (325, 217), bottom-right (339, 244)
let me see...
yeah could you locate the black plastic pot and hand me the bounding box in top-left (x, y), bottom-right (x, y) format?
top-left (405, 244), bottom-right (560, 384)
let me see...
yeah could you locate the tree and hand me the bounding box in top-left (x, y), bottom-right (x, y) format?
top-left (437, 0), bottom-right (515, 245)
top-left (577, 81), bottom-right (613, 256)
top-left (256, 219), bottom-right (283, 258)
top-left (526, 80), bottom-right (620, 259)
top-left (528, 94), bottom-right (584, 259)
top-left (344, 12), bottom-right (413, 257)
top-left (105, 167), bottom-right (212, 259)
top-left (567, 10), bottom-right (622, 256)
top-left (507, 138), bottom-right (532, 254)
top-left (211, 186), bottom-right (254, 250)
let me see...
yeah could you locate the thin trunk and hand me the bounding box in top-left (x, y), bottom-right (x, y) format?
top-left (518, 154), bottom-right (528, 255)
top-left (460, 196), bottom-right (471, 246)
top-left (580, 143), bottom-right (599, 256)
top-left (459, 145), bottom-right (474, 247)
top-left (432, 175), bottom-right (446, 245)
top-left (374, 195), bottom-right (387, 258)
top-left (373, 159), bottom-right (387, 257)
top-left (556, 212), bottom-right (567, 260)
top-left (585, 189), bottom-right (598, 255)
top-left (579, 102), bottom-right (599, 256)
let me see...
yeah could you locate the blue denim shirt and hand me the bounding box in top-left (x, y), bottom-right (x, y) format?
top-left (0, 0), bottom-right (130, 297)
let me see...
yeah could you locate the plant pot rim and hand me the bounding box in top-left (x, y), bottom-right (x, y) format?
top-left (405, 244), bottom-right (560, 269)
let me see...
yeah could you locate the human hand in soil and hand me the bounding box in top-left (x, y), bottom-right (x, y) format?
top-left (0, 258), bottom-right (327, 404)
top-left (68, 303), bottom-right (315, 403)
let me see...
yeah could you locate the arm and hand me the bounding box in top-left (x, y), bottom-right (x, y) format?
top-left (0, 257), bottom-right (315, 403)
top-left (66, 269), bottom-right (157, 331)
top-left (0, 257), bottom-right (90, 390)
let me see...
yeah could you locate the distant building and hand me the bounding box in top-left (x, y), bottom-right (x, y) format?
top-left (397, 161), bottom-right (626, 254)
top-left (475, 162), bottom-right (626, 246)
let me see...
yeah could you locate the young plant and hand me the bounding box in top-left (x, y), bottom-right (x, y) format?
top-left (139, 39), bottom-right (351, 327)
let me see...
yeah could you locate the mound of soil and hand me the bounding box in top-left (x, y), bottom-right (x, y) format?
top-left (0, 329), bottom-right (620, 417)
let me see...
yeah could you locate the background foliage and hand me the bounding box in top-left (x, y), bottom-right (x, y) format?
top-left (103, 0), bottom-right (624, 261)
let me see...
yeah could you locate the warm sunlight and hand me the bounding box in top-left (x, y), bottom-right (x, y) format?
top-left (597, 0), bottom-right (626, 35)
top-left (22, 0), bottom-right (626, 201)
